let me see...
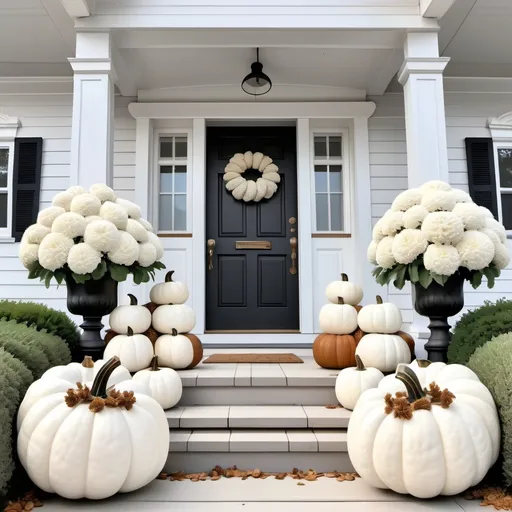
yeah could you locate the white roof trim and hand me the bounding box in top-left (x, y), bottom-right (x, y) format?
top-left (489, 111), bottom-right (512, 141)
top-left (60, 0), bottom-right (91, 18)
top-left (420, 0), bottom-right (456, 18)
top-left (0, 113), bottom-right (21, 141)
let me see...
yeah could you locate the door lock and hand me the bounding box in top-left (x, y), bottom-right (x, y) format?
top-left (289, 237), bottom-right (298, 275)
top-left (207, 239), bottom-right (216, 271)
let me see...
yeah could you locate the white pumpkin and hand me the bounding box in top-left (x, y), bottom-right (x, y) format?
top-left (326, 273), bottom-right (363, 306)
top-left (17, 357), bottom-right (169, 500)
top-left (103, 327), bottom-right (154, 372)
top-left (355, 333), bottom-right (411, 373)
top-left (357, 295), bottom-right (402, 334)
top-left (17, 356), bottom-right (131, 430)
top-left (133, 356), bottom-right (183, 409)
top-left (318, 297), bottom-right (358, 335)
top-left (109, 294), bottom-right (152, 334)
top-left (335, 355), bottom-right (384, 410)
top-left (152, 304), bottom-right (196, 334)
top-left (348, 365), bottom-right (500, 498)
top-left (155, 329), bottom-right (203, 370)
top-left (150, 270), bottom-right (189, 305)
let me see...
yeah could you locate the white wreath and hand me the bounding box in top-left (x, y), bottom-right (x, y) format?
top-left (223, 151), bottom-right (281, 202)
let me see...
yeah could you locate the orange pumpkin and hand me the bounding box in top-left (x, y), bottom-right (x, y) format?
top-left (104, 329), bottom-right (117, 345)
top-left (352, 327), bottom-right (366, 344)
top-left (144, 301), bottom-right (159, 315)
top-left (396, 330), bottom-right (415, 360)
top-left (183, 333), bottom-right (204, 369)
top-left (313, 333), bottom-right (357, 369)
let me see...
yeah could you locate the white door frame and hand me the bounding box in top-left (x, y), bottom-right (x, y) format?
top-left (128, 101), bottom-right (376, 336)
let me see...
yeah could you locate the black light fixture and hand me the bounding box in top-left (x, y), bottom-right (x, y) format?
top-left (241, 48), bottom-right (272, 97)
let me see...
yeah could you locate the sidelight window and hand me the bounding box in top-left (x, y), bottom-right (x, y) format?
top-left (0, 145), bottom-right (13, 237)
top-left (495, 145), bottom-right (512, 231)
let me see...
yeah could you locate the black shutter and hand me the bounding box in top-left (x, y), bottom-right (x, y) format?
top-left (465, 137), bottom-right (499, 219)
top-left (12, 138), bottom-right (43, 241)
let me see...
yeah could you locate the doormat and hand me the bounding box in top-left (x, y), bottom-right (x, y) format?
top-left (202, 353), bottom-right (304, 364)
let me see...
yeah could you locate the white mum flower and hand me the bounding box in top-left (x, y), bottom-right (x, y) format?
top-left (381, 211), bottom-right (403, 236)
top-left (484, 217), bottom-right (507, 243)
top-left (479, 227), bottom-right (501, 248)
top-left (22, 224), bottom-right (50, 245)
top-left (126, 218), bottom-right (149, 243)
top-left (99, 201), bottom-right (128, 230)
top-left (452, 189), bottom-right (473, 204)
top-left (493, 242), bottom-right (510, 270)
top-left (423, 244), bottom-right (461, 276)
top-left (52, 191), bottom-right (74, 211)
top-left (402, 205), bottom-right (429, 229)
top-left (479, 206), bottom-right (495, 220)
top-left (37, 206), bottom-right (65, 228)
top-left (107, 231), bottom-right (139, 266)
top-left (70, 193), bottom-right (101, 217)
top-left (19, 243), bottom-right (39, 269)
top-left (67, 186), bottom-right (87, 197)
top-left (421, 190), bottom-right (457, 212)
top-left (52, 212), bottom-right (87, 239)
top-left (138, 218), bottom-right (154, 232)
top-left (421, 211), bottom-right (464, 245)
top-left (452, 202), bottom-right (486, 230)
top-left (392, 229), bottom-right (428, 265)
top-left (376, 236), bottom-right (396, 269)
top-left (420, 180), bottom-right (452, 193)
top-left (89, 183), bottom-right (117, 203)
top-left (67, 243), bottom-right (101, 275)
top-left (367, 240), bottom-right (378, 264)
top-left (38, 233), bottom-right (74, 271)
top-left (85, 215), bottom-right (103, 225)
top-left (391, 188), bottom-right (423, 212)
top-left (138, 242), bottom-right (157, 267)
top-left (372, 218), bottom-right (386, 242)
top-left (147, 232), bottom-right (164, 260)
top-left (84, 220), bottom-right (119, 253)
top-left (456, 230), bottom-right (495, 271)
top-left (116, 198), bottom-right (141, 220)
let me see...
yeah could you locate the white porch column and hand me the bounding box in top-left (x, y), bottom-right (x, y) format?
top-left (69, 32), bottom-right (115, 188)
top-left (398, 32), bottom-right (450, 187)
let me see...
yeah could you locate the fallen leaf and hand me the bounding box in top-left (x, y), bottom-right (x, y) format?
top-left (297, 482), bottom-right (305, 486)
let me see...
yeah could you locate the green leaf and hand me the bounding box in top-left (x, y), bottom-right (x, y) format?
top-left (92, 260), bottom-right (107, 280)
top-left (409, 262), bottom-right (420, 283)
top-left (44, 272), bottom-right (54, 289)
top-left (54, 270), bottom-right (66, 287)
top-left (72, 272), bottom-right (91, 284)
top-left (28, 265), bottom-right (42, 280)
top-left (109, 263), bottom-right (130, 282)
top-left (133, 267), bottom-right (144, 285)
top-left (393, 265), bottom-right (407, 290)
top-left (153, 261), bottom-right (166, 270)
top-left (482, 267), bottom-right (496, 288)
top-left (418, 267), bottom-right (433, 289)
top-left (470, 271), bottom-right (483, 289)
top-left (431, 272), bottom-right (447, 286)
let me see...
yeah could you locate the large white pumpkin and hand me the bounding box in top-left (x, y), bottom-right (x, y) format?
top-left (152, 304), bottom-right (196, 334)
top-left (318, 298), bottom-right (358, 335)
top-left (357, 296), bottom-right (402, 334)
top-left (326, 273), bottom-right (363, 306)
top-left (150, 270), bottom-right (189, 305)
top-left (335, 355), bottom-right (384, 410)
top-left (109, 294), bottom-right (152, 334)
top-left (348, 365), bottom-right (500, 498)
top-left (355, 333), bottom-right (411, 373)
top-left (17, 357), bottom-right (169, 500)
top-left (154, 329), bottom-right (203, 370)
top-left (103, 328), bottom-right (154, 372)
top-left (133, 356), bottom-right (183, 409)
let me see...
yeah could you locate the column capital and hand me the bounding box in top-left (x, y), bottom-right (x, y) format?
top-left (68, 57), bottom-right (117, 81)
top-left (398, 57), bottom-right (450, 85)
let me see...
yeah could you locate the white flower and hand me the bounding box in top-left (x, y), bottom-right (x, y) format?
top-left (70, 193), bottom-right (101, 217)
top-left (107, 231), bottom-right (139, 266)
top-left (38, 233), bottom-right (74, 271)
top-left (421, 190), bottom-right (457, 212)
top-left (67, 186), bottom-right (87, 197)
top-left (372, 218), bottom-right (386, 242)
top-left (126, 218), bottom-right (149, 243)
top-left (67, 243), bottom-right (101, 275)
top-left (456, 230), bottom-right (495, 271)
top-left (116, 198), bottom-right (141, 220)
top-left (22, 224), bottom-right (50, 244)
top-left (367, 240), bottom-right (378, 264)
top-left (376, 236), bottom-right (396, 269)
top-left (84, 220), bottom-right (119, 253)
top-left (19, 243), bottom-right (39, 269)
top-left (493, 242), bottom-right (510, 270)
top-left (452, 189), bottom-right (473, 204)
top-left (392, 229), bottom-right (428, 264)
top-left (391, 188), bottom-right (423, 212)
top-left (99, 201), bottom-right (128, 230)
top-left (52, 191), bottom-right (74, 211)
top-left (402, 205), bottom-right (429, 229)
top-left (138, 242), bottom-right (157, 267)
top-left (138, 218), bottom-right (154, 232)
top-left (85, 215), bottom-right (103, 225)
top-left (52, 212), bottom-right (87, 239)
top-left (381, 211), bottom-right (403, 236)
top-left (147, 232), bottom-right (164, 260)
top-left (423, 244), bottom-right (461, 276)
top-left (479, 206), bottom-right (495, 220)
top-left (452, 202), bottom-right (486, 230)
top-left (479, 227), bottom-right (501, 248)
top-left (90, 184), bottom-right (117, 203)
top-left (484, 217), bottom-right (507, 243)
top-left (37, 206), bottom-right (65, 228)
top-left (421, 211), bottom-right (464, 245)
top-left (420, 180), bottom-right (452, 193)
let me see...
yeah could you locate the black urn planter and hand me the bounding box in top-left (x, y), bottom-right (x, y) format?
top-left (413, 273), bottom-right (464, 363)
top-left (66, 276), bottom-right (118, 361)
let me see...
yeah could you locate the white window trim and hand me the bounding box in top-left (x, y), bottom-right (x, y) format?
top-left (309, 128), bottom-right (352, 234)
top-left (492, 143), bottom-right (512, 234)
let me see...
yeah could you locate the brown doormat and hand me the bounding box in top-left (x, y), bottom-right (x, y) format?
top-left (202, 353), bottom-right (304, 364)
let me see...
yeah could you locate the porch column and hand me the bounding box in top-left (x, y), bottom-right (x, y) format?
top-left (398, 32), bottom-right (450, 187)
top-left (69, 32), bottom-right (115, 188)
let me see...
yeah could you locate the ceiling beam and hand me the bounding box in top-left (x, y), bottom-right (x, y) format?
top-left (111, 46), bottom-right (138, 97)
top-left (40, 0), bottom-right (76, 49)
top-left (420, 0), bottom-right (457, 18)
top-left (60, 0), bottom-right (91, 18)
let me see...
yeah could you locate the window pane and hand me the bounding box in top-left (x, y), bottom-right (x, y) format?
top-left (159, 195), bottom-right (173, 231)
top-left (175, 137), bottom-right (187, 158)
top-left (160, 166), bottom-right (173, 193)
top-left (0, 149), bottom-right (8, 188)
top-left (329, 165), bottom-right (342, 192)
top-left (314, 136), bottom-right (327, 158)
top-left (314, 165), bottom-right (327, 192)
top-left (0, 193), bottom-right (7, 228)
top-left (329, 136), bottom-right (342, 158)
top-left (160, 137), bottom-right (173, 158)
top-left (174, 195), bottom-right (187, 231)
top-left (501, 193), bottom-right (512, 230)
top-left (330, 193), bottom-right (343, 231)
top-left (316, 194), bottom-right (329, 231)
top-left (174, 165), bottom-right (187, 193)
top-left (498, 148), bottom-right (512, 188)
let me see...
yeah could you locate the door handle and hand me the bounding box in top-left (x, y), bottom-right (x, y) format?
top-left (289, 237), bottom-right (298, 275)
top-left (207, 239), bottom-right (215, 271)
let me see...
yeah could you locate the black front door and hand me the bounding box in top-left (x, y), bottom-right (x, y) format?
top-left (205, 126), bottom-right (299, 331)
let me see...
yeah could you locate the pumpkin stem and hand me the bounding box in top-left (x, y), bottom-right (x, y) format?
top-left (355, 355), bottom-right (366, 371)
top-left (127, 326), bottom-right (134, 337)
top-left (395, 365), bottom-right (425, 403)
top-left (150, 355), bottom-right (160, 372)
top-left (90, 356), bottom-right (121, 398)
top-left (171, 328), bottom-right (178, 336)
top-left (165, 271), bottom-right (175, 283)
top-left (376, 295), bottom-right (383, 304)
top-left (81, 356), bottom-right (94, 368)
top-left (128, 294), bottom-right (138, 306)
top-left (337, 297), bottom-right (345, 305)
top-left (341, 273), bottom-right (348, 282)
top-left (415, 359), bottom-right (432, 368)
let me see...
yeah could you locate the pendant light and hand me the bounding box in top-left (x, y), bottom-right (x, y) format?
top-left (241, 48), bottom-right (272, 97)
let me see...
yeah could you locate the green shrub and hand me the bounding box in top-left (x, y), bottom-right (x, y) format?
top-left (448, 299), bottom-right (512, 365)
top-left (468, 333), bottom-right (512, 488)
top-left (0, 404), bottom-right (15, 497)
top-left (0, 300), bottom-right (79, 348)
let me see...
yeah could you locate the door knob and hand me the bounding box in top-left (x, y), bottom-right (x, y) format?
top-left (289, 237), bottom-right (298, 275)
top-left (207, 239), bottom-right (215, 271)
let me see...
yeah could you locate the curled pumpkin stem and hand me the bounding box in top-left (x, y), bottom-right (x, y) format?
top-left (65, 382), bottom-right (137, 413)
